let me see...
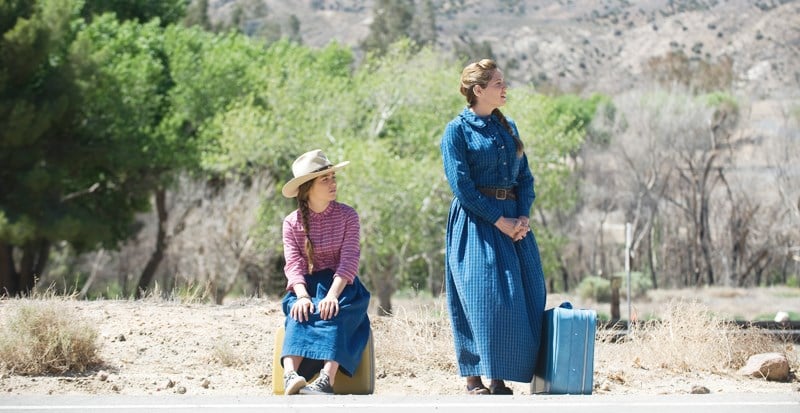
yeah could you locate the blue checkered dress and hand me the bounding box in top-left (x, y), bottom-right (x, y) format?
top-left (441, 107), bottom-right (546, 382)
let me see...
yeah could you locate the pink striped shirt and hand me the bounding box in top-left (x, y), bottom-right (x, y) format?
top-left (282, 201), bottom-right (361, 291)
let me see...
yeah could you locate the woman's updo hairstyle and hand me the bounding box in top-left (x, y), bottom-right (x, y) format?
top-left (460, 59), bottom-right (524, 157)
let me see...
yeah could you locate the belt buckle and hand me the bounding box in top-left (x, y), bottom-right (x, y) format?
top-left (496, 188), bottom-right (507, 200)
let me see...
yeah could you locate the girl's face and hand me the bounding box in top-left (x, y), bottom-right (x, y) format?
top-left (477, 69), bottom-right (507, 108)
top-left (308, 171), bottom-right (338, 203)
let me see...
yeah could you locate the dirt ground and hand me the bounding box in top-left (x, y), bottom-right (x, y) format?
top-left (0, 287), bottom-right (798, 397)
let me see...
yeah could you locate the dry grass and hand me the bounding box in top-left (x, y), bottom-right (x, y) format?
top-left (211, 341), bottom-right (246, 367)
top-left (597, 300), bottom-right (791, 375)
top-left (0, 291), bottom-right (796, 396)
top-left (0, 298), bottom-right (99, 375)
top-left (372, 300), bottom-right (457, 377)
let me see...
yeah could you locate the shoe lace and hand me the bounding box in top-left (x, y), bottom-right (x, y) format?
top-left (309, 372), bottom-right (331, 391)
top-left (284, 371), bottom-right (299, 384)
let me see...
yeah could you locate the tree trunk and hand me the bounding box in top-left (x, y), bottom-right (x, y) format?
top-left (0, 242), bottom-right (18, 296)
top-left (559, 260), bottom-right (570, 292)
top-left (699, 200), bottom-right (715, 285)
top-left (372, 261), bottom-right (394, 316)
top-left (425, 254), bottom-right (443, 297)
top-left (19, 239), bottom-right (50, 294)
top-left (377, 284), bottom-right (393, 316)
top-left (646, 226), bottom-right (658, 289)
top-left (610, 276), bottom-right (621, 321)
top-left (136, 188), bottom-right (168, 299)
top-left (699, 173), bottom-right (715, 285)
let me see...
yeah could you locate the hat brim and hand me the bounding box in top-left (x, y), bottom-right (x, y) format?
top-left (281, 161), bottom-right (349, 198)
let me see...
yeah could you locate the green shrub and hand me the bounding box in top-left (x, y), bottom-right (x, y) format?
top-left (613, 271), bottom-right (653, 299)
top-left (576, 276), bottom-right (611, 302)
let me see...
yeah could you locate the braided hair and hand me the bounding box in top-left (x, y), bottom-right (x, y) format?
top-left (460, 58), bottom-right (524, 158)
top-left (296, 179), bottom-right (316, 274)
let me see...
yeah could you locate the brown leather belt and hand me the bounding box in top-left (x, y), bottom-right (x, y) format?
top-left (477, 186), bottom-right (517, 200)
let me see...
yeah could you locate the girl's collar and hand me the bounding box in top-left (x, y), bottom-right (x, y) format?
top-left (309, 200), bottom-right (336, 216)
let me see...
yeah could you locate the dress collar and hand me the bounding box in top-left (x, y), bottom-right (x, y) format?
top-left (459, 107), bottom-right (493, 128)
top-left (310, 200), bottom-right (337, 218)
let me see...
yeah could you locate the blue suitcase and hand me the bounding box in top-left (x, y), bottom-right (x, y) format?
top-left (531, 302), bottom-right (597, 394)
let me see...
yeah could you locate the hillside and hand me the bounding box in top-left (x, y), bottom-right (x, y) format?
top-left (208, 0), bottom-right (799, 99)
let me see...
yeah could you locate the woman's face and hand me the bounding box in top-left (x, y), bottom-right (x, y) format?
top-left (308, 171), bottom-right (338, 203)
top-left (477, 69), bottom-right (507, 108)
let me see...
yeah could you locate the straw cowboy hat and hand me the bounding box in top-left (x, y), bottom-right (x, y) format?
top-left (281, 149), bottom-right (349, 198)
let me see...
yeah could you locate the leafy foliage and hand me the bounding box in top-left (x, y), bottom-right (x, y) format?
top-left (2, 2), bottom-right (596, 302)
top-left (82, 0), bottom-right (187, 26)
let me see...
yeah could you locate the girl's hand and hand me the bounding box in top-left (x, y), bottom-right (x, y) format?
top-left (290, 296), bottom-right (315, 322)
top-left (318, 294), bottom-right (340, 320)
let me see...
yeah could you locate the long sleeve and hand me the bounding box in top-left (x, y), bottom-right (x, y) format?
top-left (441, 120), bottom-right (504, 224)
top-left (334, 207), bottom-right (360, 283)
top-left (283, 212), bottom-right (309, 291)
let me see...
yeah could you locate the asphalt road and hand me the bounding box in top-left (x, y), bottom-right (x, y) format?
top-left (1, 393), bottom-right (798, 413)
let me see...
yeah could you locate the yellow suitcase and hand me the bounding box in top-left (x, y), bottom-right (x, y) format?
top-left (271, 325), bottom-right (375, 395)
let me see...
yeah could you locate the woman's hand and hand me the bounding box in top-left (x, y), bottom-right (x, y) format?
top-left (318, 294), bottom-right (340, 320)
top-left (512, 216), bottom-right (530, 242)
top-left (494, 216), bottom-right (521, 239)
top-left (290, 296), bottom-right (315, 322)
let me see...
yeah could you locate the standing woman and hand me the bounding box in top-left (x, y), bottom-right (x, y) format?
top-left (440, 59), bottom-right (546, 395)
top-left (279, 149), bottom-right (371, 395)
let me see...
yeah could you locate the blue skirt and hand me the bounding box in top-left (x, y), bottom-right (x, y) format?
top-left (445, 197), bottom-right (547, 382)
top-left (281, 269), bottom-right (371, 377)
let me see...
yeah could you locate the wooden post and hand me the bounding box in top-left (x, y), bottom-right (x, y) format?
top-left (610, 275), bottom-right (621, 321)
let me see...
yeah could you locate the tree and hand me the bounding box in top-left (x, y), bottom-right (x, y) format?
top-left (198, 40), bottom-right (357, 299)
top-left (1, 1), bottom-right (176, 296)
top-left (410, 0), bottom-right (436, 47)
top-left (585, 89), bottom-right (676, 288)
top-left (82, 0), bottom-right (187, 26)
top-left (342, 43), bottom-right (458, 313)
top-left (361, 0), bottom-right (415, 55)
top-left (125, 25), bottom-right (273, 297)
top-left (286, 14), bottom-right (302, 44)
top-left (183, 0), bottom-right (211, 30)
top-left (1, 0), bottom-right (93, 296)
top-left (769, 105), bottom-right (800, 283)
top-left (506, 92), bottom-right (598, 291)
top-left (587, 86), bottom-right (751, 289)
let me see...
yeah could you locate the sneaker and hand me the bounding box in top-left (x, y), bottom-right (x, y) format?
top-left (299, 371), bottom-right (334, 395)
top-left (283, 370), bottom-right (307, 395)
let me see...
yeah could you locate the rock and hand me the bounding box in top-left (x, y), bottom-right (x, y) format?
top-left (691, 385), bottom-right (710, 394)
top-left (164, 379), bottom-right (175, 389)
top-left (774, 311), bottom-right (790, 323)
top-left (97, 371), bottom-right (109, 382)
top-left (737, 352), bottom-right (790, 381)
top-left (176, 386), bottom-right (187, 394)
top-left (201, 378), bottom-right (210, 389)
top-left (116, 334), bottom-right (126, 342)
